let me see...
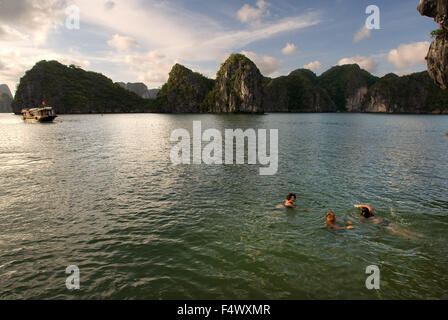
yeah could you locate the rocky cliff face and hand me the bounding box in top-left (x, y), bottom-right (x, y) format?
top-left (0, 84), bottom-right (12, 98)
top-left (318, 64), bottom-right (378, 112)
top-left (10, 59), bottom-right (448, 115)
top-left (148, 89), bottom-right (159, 99)
top-left (206, 54), bottom-right (264, 113)
top-left (0, 84), bottom-right (13, 113)
top-left (12, 61), bottom-right (153, 114)
top-left (264, 69), bottom-right (335, 112)
top-left (117, 82), bottom-right (158, 99)
top-left (418, 0), bottom-right (448, 89)
top-left (156, 64), bottom-right (214, 113)
top-left (363, 71), bottom-right (448, 113)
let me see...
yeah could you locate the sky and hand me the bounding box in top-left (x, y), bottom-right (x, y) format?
top-left (0, 0), bottom-right (439, 92)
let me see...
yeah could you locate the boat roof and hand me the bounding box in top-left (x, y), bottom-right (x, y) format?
top-left (22, 107), bottom-right (54, 112)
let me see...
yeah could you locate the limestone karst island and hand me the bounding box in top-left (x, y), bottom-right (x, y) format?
top-left (7, 54), bottom-right (448, 115)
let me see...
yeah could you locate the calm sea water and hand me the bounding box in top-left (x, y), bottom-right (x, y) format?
top-left (0, 113), bottom-right (447, 300)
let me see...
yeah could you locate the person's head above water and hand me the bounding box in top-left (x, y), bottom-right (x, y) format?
top-left (326, 211), bottom-right (336, 224)
top-left (286, 193), bottom-right (296, 201)
top-left (326, 211), bottom-right (355, 230)
top-left (354, 205), bottom-right (375, 219)
top-left (361, 207), bottom-right (373, 218)
top-left (283, 193), bottom-right (296, 208)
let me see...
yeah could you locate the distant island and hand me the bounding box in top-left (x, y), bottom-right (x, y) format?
top-left (0, 84), bottom-right (13, 113)
top-left (115, 82), bottom-right (159, 100)
top-left (11, 54), bottom-right (448, 115)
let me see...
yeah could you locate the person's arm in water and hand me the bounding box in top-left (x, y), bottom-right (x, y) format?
top-left (326, 212), bottom-right (354, 230)
top-left (354, 204), bottom-right (374, 215)
top-left (355, 204), bottom-right (385, 224)
top-left (346, 220), bottom-right (355, 229)
top-left (284, 200), bottom-right (295, 208)
top-left (327, 222), bottom-right (355, 230)
top-left (354, 204), bottom-right (373, 211)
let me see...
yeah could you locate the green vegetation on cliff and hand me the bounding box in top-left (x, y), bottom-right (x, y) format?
top-left (364, 71), bottom-right (448, 113)
top-left (264, 69), bottom-right (335, 112)
top-left (0, 84), bottom-right (13, 113)
top-left (157, 64), bottom-right (214, 113)
top-left (0, 93), bottom-right (12, 113)
top-left (318, 64), bottom-right (378, 111)
top-left (12, 60), bottom-right (156, 114)
top-left (204, 54), bottom-right (264, 113)
top-left (11, 58), bottom-right (448, 115)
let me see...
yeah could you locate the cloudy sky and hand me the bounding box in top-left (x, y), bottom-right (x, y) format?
top-left (0, 0), bottom-right (438, 92)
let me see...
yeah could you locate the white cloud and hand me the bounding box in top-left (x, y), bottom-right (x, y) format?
top-left (0, 0), bottom-right (322, 90)
top-left (0, 50), bottom-right (26, 91)
top-left (72, 0), bottom-right (320, 63)
top-left (303, 60), bottom-right (323, 71)
top-left (241, 50), bottom-right (283, 76)
top-left (392, 69), bottom-right (418, 76)
top-left (57, 57), bottom-right (90, 69)
top-left (125, 51), bottom-right (172, 85)
top-left (0, 47), bottom-right (90, 93)
top-left (281, 43), bottom-right (298, 55)
top-left (387, 41), bottom-right (430, 69)
top-left (237, 0), bottom-right (269, 24)
top-left (199, 14), bottom-right (320, 62)
top-left (138, 69), bottom-right (171, 84)
top-left (71, 0), bottom-right (319, 63)
top-left (0, 0), bottom-right (67, 45)
top-left (147, 50), bottom-right (166, 60)
top-left (338, 55), bottom-right (378, 73)
top-left (354, 25), bottom-right (371, 43)
top-left (0, 25), bottom-right (29, 41)
top-left (107, 34), bottom-right (139, 51)
top-left (124, 50), bottom-right (166, 68)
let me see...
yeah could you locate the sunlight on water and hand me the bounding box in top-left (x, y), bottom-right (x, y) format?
top-left (0, 113), bottom-right (447, 299)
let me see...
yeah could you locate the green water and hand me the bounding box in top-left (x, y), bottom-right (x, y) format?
top-left (0, 113), bottom-right (447, 299)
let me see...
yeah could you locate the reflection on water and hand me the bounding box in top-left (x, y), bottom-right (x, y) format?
top-left (0, 113), bottom-right (447, 299)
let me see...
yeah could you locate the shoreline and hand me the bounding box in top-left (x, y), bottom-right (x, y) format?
top-left (7, 111), bottom-right (448, 116)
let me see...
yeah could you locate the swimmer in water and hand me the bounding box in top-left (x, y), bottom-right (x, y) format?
top-left (325, 211), bottom-right (355, 230)
top-left (284, 193), bottom-right (296, 208)
top-left (354, 205), bottom-right (385, 225)
top-left (354, 204), bottom-right (424, 239)
top-left (275, 193), bottom-right (296, 210)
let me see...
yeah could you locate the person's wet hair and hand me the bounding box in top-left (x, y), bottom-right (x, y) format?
top-left (286, 193), bottom-right (296, 200)
top-left (361, 207), bottom-right (372, 218)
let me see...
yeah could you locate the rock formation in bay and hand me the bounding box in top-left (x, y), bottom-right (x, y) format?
top-left (363, 71), bottom-right (448, 113)
top-left (204, 54), bottom-right (264, 113)
top-left (0, 84), bottom-right (13, 113)
top-left (116, 82), bottom-right (159, 99)
top-left (10, 58), bottom-right (448, 115)
top-left (318, 64), bottom-right (378, 112)
top-left (12, 61), bottom-right (154, 114)
top-left (264, 69), bottom-right (336, 112)
top-left (148, 89), bottom-right (159, 99)
top-left (418, 0), bottom-right (448, 89)
top-left (156, 63), bottom-right (215, 113)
